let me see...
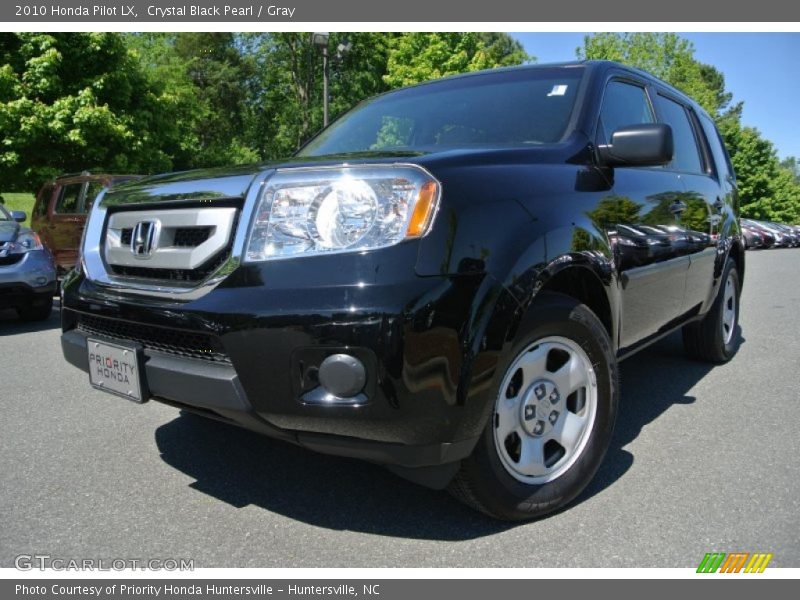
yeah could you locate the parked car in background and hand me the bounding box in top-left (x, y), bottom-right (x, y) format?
top-left (765, 222), bottom-right (793, 247)
top-left (31, 172), bottom-right (140, 276)
top-left (60, 61), bottom-right (744, 520)
top-left (770, 222), bottom-right (799, 247)
top-left (741, 222), bottom-right (765, 249)
top-left (0, 205), bottom-right (57, 321)
top-left (742, 219), bottom-right (781, 248)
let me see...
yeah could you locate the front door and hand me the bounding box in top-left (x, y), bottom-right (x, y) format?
top-left (592, 77), bottom-right (689, 349)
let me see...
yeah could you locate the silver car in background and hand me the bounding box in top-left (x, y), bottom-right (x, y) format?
top-left (0, 205), bottom-right (57, 321)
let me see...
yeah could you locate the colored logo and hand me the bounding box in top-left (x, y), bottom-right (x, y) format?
top-left (697, 552), bottom-right (773, 573)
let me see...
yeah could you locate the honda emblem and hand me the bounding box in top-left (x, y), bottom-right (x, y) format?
top-left (131, 221), bottom-right (157, 258)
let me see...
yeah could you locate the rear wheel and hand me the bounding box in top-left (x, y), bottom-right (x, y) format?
top-left (682, 258), bottom-right (741, 363)
top-left (16, 294), bottom-right (53, 322)
top-left (448, 292), bottom-right (618, 521)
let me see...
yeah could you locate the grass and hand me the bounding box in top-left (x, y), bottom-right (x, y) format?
top-left (0, 192), bottom-right (35, 227)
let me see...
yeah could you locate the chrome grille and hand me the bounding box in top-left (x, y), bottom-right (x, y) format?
top-left (103, 207), bottom-right (238, 284)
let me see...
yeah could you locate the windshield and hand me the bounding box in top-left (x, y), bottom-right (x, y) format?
top-left (300, 66), bottom-right (585, 156)
top-left (0, 205), bottom-right (10, 221)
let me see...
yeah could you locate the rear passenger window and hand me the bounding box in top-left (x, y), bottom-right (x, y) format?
top-left (598, 80), bottom-right (654, 145)
top-left (55, 183), bottom-right (83, 214)
top-left (698, 113), bottom-right (735, 181)
top-left (34, 184), bottom-right (54, 217)
top-left (84, 182), bottom-right (105, 211)
top-left (657, 95), bottom-right (703, 174)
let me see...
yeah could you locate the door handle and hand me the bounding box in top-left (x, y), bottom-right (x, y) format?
top-left (669, 201), bottom-right (687, 214)
top-left (713, 198), bottom-right (724, 211)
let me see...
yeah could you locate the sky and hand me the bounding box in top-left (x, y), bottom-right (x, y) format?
top-left (512, 33), bottom-right (800, 161)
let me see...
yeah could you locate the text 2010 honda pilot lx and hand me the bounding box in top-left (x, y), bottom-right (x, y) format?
top-left (61, 61), bottom-right (743, 520)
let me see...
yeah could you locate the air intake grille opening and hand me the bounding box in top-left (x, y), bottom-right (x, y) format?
top-left (75, 312), bottom-right (230, 363)
top-left (119, 226), bottom-right (212, 248)
top-left (109, 249), bottom-right (229, 283)
top-left (173, 226), bottom-right (213, 247)
top-left (0, 254), bottom-right (24, 266)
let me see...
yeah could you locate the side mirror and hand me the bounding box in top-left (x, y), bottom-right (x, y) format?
top-left (598, 123), bottom-right (673, 167)
top-left (11, 210), bottom-right (26, 223)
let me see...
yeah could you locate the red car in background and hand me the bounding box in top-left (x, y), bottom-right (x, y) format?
top-left (31, 172), bottom-right (140, 275)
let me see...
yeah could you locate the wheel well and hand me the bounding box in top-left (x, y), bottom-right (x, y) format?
top-left (730, 240), bottom-right (745, 282)
top-left (540, 267), bottom-right (613, 337)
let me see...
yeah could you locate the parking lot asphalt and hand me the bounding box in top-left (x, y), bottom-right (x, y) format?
top-left (1, 249), bottom-right (799, 568)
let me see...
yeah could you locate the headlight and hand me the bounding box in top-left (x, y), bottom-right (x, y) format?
top-left (245, 166), bottom-right (440, 262)
top-left (7, 232), bottom-right (43, 254)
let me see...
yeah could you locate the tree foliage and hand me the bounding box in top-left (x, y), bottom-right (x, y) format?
top-left (384, 33), bottom-right (529, 88)
top-left (0, 33), bottom-right (193, 190)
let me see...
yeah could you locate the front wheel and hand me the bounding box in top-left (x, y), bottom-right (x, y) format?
top-left (448, 292), bottom-right (618, 521)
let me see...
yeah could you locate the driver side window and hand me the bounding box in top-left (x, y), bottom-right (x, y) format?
top-left (598, 80), bottom-right (655, 145)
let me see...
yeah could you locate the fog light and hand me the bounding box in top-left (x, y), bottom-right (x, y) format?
top-left (318, 353), bottom-right (366, 398)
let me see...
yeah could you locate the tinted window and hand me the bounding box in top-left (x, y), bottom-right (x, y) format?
top-left (85, 182), bottom-right (105, 211)
top-left (55, 183), bottom-right (83, 214)
top-left (698, 113), bottom-right (735, 181)
top-left (598, 80), bottom-right (654, 144)
top-left (657, 95), bottom-right (703, 173)
top-left (300, 68), bottom-right (585, 155)
top-left (34, 184), bottom-right (54, 217)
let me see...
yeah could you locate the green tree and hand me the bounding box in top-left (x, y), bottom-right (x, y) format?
top-left (0, 33), bottom-right (192, 191)
top-left (478, 33), bottom-right (531, 67)
top-left (578, 33), bottom-right (722, 115)
top-left (780, 156), bottom-right (799, 183)
top-left (131, 33), bottom-right (259, 168)
top-left (384, 33), bottom-right (529, 88)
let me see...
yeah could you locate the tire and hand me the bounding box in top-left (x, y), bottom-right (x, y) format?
top-left (448, 292), bottom-right (618, 521)
top-left (682, 258), bottom-right (741, 364)
top-left (16, 294), bottom-right (53, 322)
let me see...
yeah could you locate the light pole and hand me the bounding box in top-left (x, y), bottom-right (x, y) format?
top-left (312, 32), bottom-right (330, 127)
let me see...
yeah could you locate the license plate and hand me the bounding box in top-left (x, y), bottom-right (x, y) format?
top-left (86, 338), bottom-right (147, 403)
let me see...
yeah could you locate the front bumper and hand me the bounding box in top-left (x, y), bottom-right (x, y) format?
top-left (0, 249), bottom-right (57, 308)
top-left (61, 329), bottom-right (474, 476)
top-left (59, 248), bottom-right (498, 479)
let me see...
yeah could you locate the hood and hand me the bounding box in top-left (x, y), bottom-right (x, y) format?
top-left (98, 153), bottom-right (429, 208)
top-left (0, 220), bottom-right (20, 243)
top-left (98, 144), bottom-right (583, 208)
top-left (101, 164), bottom-right (266, 208)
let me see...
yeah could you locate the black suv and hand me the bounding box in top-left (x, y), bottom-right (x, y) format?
top-left (61, 61), bottom-right (742, 520)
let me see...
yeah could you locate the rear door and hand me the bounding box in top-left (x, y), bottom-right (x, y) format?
top-left (31, 181), bottom-right (55, 241)
top-left (653, 92), bottom-right (721, 314)
top-left (49, 179), bottom-right (88, 271)
top-left (593, 75), bottom-right (689, 349)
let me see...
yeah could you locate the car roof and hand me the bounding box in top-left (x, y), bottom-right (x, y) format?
top-left (51, 172), bottom-right (139, 182)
